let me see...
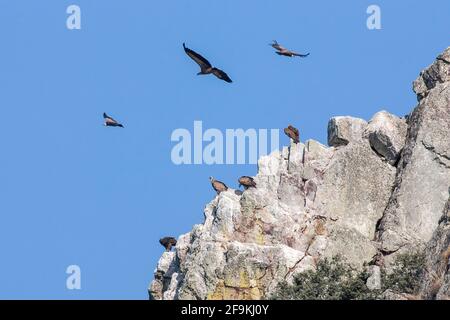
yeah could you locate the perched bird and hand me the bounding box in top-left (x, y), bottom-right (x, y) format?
top-left (209, 176), bottom-right (228, 194)
top-left (159, 237), bottom-right (177, 252)
top-left (284, 125), bottom-right (300, 144)
top-left (238, 176), bottom-right (257, 189)
top-left (270, 40), bottom-right (310, 58)
top-left (183, 43), bottom-right (232, 83)
top-left (103, 113), bottom-right (124, 128)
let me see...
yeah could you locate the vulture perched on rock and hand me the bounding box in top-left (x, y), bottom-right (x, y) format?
top-left (159, 237), bottom-right (177, 252)
top-left (103, 113), bottom-right (124, 128)
top-left (238, 176), bottom-right (257, 189)
top-left (270, 40), bottom-right (310, 58)
top-left (284, 125), bottom-right (300, 144)
top-left (183, 43), bottom-right (232, 83)
top-left (209, 177), bottom-right (228, 194)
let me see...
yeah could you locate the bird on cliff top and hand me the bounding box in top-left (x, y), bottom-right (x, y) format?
top-left (183, 43), bottom-right (232, 83)
top-left (159, 237), bottom-right (177, 252)
top-left (103, 113), bottom-right (124, 128)
top-left (209, 177), bottom-right (228, 194)
top-left (270, 40), bottom-right (310, 58)
top-left (284, 125), bottom-right (300, 144)
top-left (238, 176), bottom-right (257, 190)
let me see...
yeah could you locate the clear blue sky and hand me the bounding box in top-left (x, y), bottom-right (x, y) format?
top-left (0, 0), bottom-right (448, 299)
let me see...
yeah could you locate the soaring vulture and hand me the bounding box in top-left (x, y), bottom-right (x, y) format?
top-left (159, 237), bottom-right (177, 252)
top-left (284, 125), bottom-right (300, 144)
top-left (238, 176), bottom-right (257, 189)
top-left (103, 113), bottom-right (124, 128)
top-left (270, 40), bottom-right (310, 58)
top-left (183, 43), bottom-right (232, 83)
top-left (209, 177), bottom-right (228, 194)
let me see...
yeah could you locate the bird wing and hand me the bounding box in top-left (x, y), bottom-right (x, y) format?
top-left (213, 180), bottom-right (228, 191)
top-left (284, 127), bottom-right (295, 139)
top-left (271, 41), bottom-right (286, 51)
top-left (292, 52), bottom-right (310, 58)
top-left (289, 125), bottom-right (299, 136)
top-left (104, 114), bottom-right (119, 125)
top-left (212, 68), bottom-right (232, 83)
top-left (183, 43), bottom-right (212, 70)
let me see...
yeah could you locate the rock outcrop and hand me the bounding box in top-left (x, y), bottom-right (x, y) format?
top-left (149, 47), bottom-right (450, 300)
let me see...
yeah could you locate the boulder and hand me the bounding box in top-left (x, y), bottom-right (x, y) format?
top-left (327, 116), bottom-right (367, 147)
top-left (364, 111), bottom-right (407, 165)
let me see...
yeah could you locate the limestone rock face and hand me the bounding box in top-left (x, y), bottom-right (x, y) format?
top-left (377, 49), bottom-right (450, 258)
top-left (149, 47), bottom-right (450, 300)
top-left (413, 48), bottom-right (450, 101)
top-left (419, 195), bottom-right (450, 300)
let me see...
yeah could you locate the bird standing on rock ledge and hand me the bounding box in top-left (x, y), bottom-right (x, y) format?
top-left (159, 237), bottom-right (177, 252)
top-left (238, 176), bottom-right (257, 189)
top-left (284, 125), bottom-right (300, 144)
top-left (209, 177), bottom-right (228, 194)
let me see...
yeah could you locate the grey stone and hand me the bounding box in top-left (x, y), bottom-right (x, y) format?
top-left (327, 116), bottom-right (368, 147)
top-left (366, 266), bottom-right (382, 290)
top-left (377, 57), bottom-right (450, 255)
top-left (364, 111), bottom-right (407, 165)
top-left (413, 47), bottom-right (450, 100)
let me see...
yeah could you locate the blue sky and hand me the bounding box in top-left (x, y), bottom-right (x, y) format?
top-left (0, 0), bottom-right (449, 299)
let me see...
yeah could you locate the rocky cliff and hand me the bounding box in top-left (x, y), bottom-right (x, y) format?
top-left (149, 48), bottom-right (450, 300)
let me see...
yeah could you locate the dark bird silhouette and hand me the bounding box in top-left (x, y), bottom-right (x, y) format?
top-left (209, 176), bottom-right (228, 194)
top-left (159, 237), bottom-right (177, 252)
top-left (238, 176), bottom-right (257, 189)
top-left (270, 40), bottom-right (310, 58)
top-left (103, 113), bottom-right (124, 128)
top-left (284, 125), bottom-right (300, 144)
top-left (183, 43), bottom-right (232, 83)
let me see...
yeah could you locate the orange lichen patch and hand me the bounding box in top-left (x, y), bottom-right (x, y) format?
top-left (314, 219), bottom-right (327, 236)
top-left (207, 280), bottom-right (262, 300)
top-left (207, 267), bottom-right (267, 300)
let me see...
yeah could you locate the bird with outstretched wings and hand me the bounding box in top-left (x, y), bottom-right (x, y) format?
top-left (183, 43), bottom-right (232, 83)
top-left (270, 40), bottom-right (310, 58)
top-left (103, 113), bottom-right (124, 128)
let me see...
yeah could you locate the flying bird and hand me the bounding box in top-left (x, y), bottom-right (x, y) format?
top-left (103, 113), bottom-right (124, 128)
top-left (238, 176), bottom-right (257, 190)
top-left (183, 43), bottom-right (232, 83)
top-left (209, 177), bottom-right (228, 194)
top-left (284, 125), bottom-right (300, 144)
top-left (270, 40), bottom-right (310, 58)
top-left (159, 237), bottom-right (177, 252)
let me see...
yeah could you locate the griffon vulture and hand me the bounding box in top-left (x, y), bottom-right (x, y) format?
top-left (238, 176), bottom-right (257, 189)
top-left (270, 40), bottom-right (310, 58)
top-left (183, 43), bottom-right (232, 83)
top-left (159, 237), bottom-right (177, 252)
top-left (284, 125), bottom-right (300, 144)
top-left (209, 177), bottom-right (228, 194)
top-left (103, 113), bottom-right (124, 128)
